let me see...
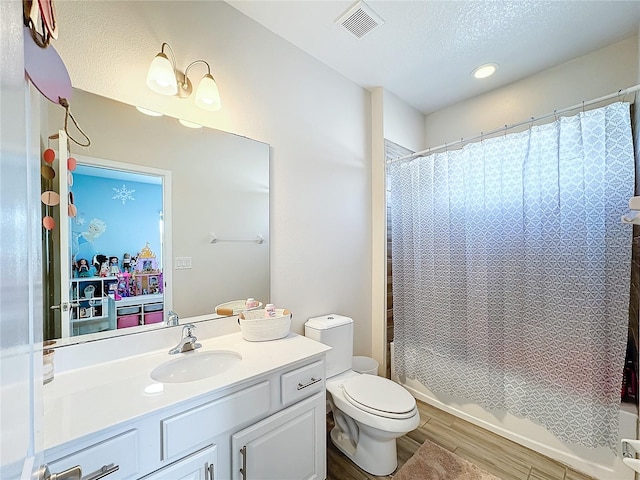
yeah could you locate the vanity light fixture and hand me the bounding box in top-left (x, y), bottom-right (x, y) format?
top-left (472, 63), bottom-right (498, 79)
top-left (146, 43), bottom-right (221, 111)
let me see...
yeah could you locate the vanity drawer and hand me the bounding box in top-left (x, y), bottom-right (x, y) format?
top-left (47, 429), bottom-right (139, 480)
top-left (161, 380), bottom-right (271, 461)
top-left (281, 360), bottom-right (325, 407)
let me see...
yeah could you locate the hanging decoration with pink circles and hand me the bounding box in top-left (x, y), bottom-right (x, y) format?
top-left (41, 148), bottom-right (57, 231)
top-left (40, 146), bottom-right (80, 230)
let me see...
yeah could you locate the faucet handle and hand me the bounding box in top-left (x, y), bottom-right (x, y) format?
top-left (166, 310), bottom-right (179, 326)
top-left (182, 324), bottom-right (196, 337)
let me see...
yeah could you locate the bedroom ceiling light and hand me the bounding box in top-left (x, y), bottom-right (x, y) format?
top-left (472, 63), bottom-right (498, 79)
top-left (146, 43), bottom-right (221, 111)
top-left (178, 119), bottom-right (203, 129)
top-left (135, 106), bottom-right (163, 117)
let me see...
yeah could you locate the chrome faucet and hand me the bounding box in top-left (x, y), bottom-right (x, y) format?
top-left (169, 324), bottom-right (202, 354)
top-left (166, 310), bottom-right (180, 326)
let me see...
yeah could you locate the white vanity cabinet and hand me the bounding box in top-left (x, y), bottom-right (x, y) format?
top-left (231, 359), bottom-right (326, 480)
top-left (232, 392), bottom-right (325, 480)
top-left (43, 343), bottom-right (328, 480)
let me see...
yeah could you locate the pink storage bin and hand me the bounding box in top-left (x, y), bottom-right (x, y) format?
top-left (145, 311), bottom-right (163, 324)
top-left (117, 314), bottom-right (140, 329)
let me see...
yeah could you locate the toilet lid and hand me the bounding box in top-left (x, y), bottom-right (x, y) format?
top-left (342, 375), bottom-right (416, 419)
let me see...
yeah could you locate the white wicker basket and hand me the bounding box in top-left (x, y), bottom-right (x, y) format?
top-left (239, 308), bottom-right (291, 342)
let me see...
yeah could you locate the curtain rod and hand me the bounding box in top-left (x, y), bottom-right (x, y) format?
top-left (388, 83), bottom-right (640, 164)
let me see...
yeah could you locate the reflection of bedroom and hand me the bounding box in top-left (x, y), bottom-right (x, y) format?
top-left (71, 167), bottom-right (163, 278)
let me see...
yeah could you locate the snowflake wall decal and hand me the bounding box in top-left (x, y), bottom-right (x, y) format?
top-left (112, 184), bottom-right (136, 205)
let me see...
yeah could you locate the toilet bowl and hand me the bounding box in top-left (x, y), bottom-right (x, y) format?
top-left (305, 314), bottom-right (420, 476)
top-left (327, 370), bottom-right (420, 475)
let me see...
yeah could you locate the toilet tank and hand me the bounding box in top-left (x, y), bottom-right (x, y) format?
top-left (305, 314), bottom-right (353, 378)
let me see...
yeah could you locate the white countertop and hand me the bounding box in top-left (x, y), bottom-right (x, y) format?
top-left (43, 332), bottom-right (330, 451)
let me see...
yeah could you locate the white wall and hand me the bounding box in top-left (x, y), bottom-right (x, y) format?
top-left (425, 35), bottom-right (638, 147)
top-left (52, 1), bottom-right (373, 354)
top-left (382, 90), bottom-right (425, 153)
top-left (370, 88), bottom-right (425, 370)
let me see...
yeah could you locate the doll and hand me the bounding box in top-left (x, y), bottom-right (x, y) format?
top-left (109, 256), bottom-right (120, 276)
top-left (122, 253), bottom-right (131, 273)
top-left (77, 258), bottom-right (90, 278)
top-left (92, 254), bottom-right (108, 274)
top-left (99, 261), bottom-right (109, 277)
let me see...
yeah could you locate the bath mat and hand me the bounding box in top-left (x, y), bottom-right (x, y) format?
top-left (393, 439), bottom-right (501, 480)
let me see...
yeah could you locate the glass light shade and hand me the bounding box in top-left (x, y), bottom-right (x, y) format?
top-left (146, 53), bottom-right (178, 95)
top-left (194, 74), bottom-right (221, 111)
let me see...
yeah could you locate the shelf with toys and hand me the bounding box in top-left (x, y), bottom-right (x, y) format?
top-left (69, 276), bottom-right (118, 336)
top-left (108, 243), bottom-right (164, 330)
top-left (70, 243), bottom-right (164, 336)
top-left (108, 293), bottom-right (164, 329)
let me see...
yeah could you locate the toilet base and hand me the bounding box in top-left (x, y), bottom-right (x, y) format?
top-left (330, 425), bottom-right (398, 476)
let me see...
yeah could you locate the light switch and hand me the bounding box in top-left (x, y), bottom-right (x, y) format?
top-left (175, 257), bottom-right (192, 269)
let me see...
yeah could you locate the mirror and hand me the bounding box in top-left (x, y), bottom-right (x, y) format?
top-left (42, 88), bottom-right (270, 345)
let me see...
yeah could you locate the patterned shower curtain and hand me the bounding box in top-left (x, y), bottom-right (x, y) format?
top-left (389, 102), bottom-right (634, 449)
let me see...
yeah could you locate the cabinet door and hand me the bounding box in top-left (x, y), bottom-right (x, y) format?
top-left (143, 445), bottom-right (217, 480)
top-left (231, 392), bottom-right (325, 480)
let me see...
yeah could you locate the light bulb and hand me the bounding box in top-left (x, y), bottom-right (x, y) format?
top-left (472, 63), bottom-right (498, 79)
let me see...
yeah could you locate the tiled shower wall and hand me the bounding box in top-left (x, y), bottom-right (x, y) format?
top-left (384, 140), bottom-right (413, 379)
top-left (628, 100), bottom-right (639, 405)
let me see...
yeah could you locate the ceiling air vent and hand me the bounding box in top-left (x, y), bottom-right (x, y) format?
top-left (336, 1), bottom-right (385, 39)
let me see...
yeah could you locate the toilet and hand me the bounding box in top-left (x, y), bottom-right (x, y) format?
top-left (305, 314), bottom-right (420, 476)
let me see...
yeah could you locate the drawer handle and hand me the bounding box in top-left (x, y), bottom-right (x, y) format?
top-left (82, 463), bottom-right (119, 480)
top-left (297, 377), bottom-right (321, 390)
top-left (240, 446), bottom-right (247, 479)
top-left (44, 465), bottom-right (82, 480)
top-left (206, 462), bottom-right (215, 480)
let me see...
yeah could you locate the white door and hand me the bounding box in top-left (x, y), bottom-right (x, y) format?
top-left (231, 393), bottom-right (325, 480)
top-left (44, 131), bottom-right (75, 338)
top-left (0, 3), bottom-right (43, 479)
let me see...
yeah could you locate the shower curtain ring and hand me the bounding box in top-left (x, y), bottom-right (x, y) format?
top-left (553, 110), bottom-right (558, 122)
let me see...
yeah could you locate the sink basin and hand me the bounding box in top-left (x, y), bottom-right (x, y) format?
top-left (150, 350), bottom-right (242, 383)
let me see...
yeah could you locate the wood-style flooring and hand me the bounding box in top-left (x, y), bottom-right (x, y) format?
top-left (326, 400), bottom-right (598, 480)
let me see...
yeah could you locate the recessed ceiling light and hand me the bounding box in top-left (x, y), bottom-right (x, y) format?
top-left (472, 63), bottom-right (498, 79)
top-left (135, 106), bottom-right (163, 117)
top-left (178, 119), bottom-right (202, 129)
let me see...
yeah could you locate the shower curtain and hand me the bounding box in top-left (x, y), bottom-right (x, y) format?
top-left (389, 102), bottom-right (634, 449)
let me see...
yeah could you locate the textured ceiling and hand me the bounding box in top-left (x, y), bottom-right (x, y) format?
top-left (227, 1), bottom-right (640, 114)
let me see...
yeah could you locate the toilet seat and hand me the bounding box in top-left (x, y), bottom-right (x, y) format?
top-left (341, 375), bottom-right (416, 420)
